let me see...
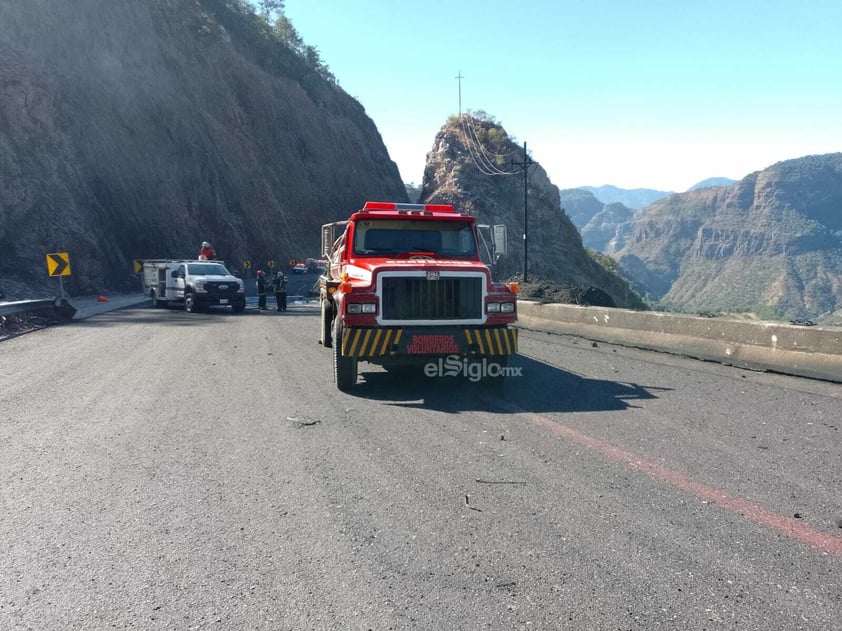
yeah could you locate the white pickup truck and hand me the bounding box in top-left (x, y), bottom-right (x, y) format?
top-left (142, 260), bottom-right (246, 313)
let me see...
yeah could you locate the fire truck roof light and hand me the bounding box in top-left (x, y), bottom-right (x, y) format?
top-left (362, 201), bottom-right (455, 213)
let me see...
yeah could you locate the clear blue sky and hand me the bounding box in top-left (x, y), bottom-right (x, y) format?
top-left (275, 1), bottom-right (841, 191)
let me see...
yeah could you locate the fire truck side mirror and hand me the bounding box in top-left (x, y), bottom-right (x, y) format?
top-left (321, 224), bottom-right (333, 257)
top-left (321, 221), bottom-right (349, 258)
top-left (492, 224), bottom-right (508, 258)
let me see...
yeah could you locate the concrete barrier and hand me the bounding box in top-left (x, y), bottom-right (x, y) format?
top-left (516, 300), bottom-right (842, 384)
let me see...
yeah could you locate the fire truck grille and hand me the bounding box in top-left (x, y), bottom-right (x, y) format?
top-left (381, 276), bottom-right (483, 320)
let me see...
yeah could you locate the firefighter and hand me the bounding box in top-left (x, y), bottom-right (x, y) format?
top-left (256, 270), bottom-right (268, 310)
top-left (198, 241), bottom-right (215, 260)
top-left (274, 270), bottom-right (287, 312)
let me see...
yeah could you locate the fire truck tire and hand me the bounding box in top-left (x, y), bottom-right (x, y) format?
top-left (320, 298), bottom-right (333, 348)
top-left (333, 321), bottom-right (357, 390)
top-left (184, 292), bottom-right (198, 313)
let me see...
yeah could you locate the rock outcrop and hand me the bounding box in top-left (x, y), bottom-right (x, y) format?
top-left (419, 115), bottom-right (646, 310)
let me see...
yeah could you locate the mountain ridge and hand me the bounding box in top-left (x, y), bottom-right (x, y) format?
top-left (614, 153), bottom-right (842, 323)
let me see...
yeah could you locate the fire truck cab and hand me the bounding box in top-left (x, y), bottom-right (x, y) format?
top-left (319, 201), bottom-right (517, 390)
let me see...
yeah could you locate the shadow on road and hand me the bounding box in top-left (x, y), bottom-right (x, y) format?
top-left (68, 302), bottom-right (317, 328)
top-left (352, 354), bottom-right (667, 414)
top-left (62, 306), bottom-right (667, 415)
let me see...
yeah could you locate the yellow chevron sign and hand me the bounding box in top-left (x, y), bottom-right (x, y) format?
top-left (46, 252), bottom-right (71, 277)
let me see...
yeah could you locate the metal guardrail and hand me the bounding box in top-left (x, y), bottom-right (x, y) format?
top-left (0, 298), bottom-right (77, 327)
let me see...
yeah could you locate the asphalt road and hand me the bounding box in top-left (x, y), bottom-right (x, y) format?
top-left (1, 302), bottom-right (841, 630)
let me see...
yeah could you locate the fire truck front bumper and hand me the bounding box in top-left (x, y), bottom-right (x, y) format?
top-left (339, 326), bottom-right (517, 359)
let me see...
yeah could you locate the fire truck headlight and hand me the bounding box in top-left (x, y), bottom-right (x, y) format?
top-left (487, 302), bottom-right (501, 313)
top-left (501, 302), bottom-right (515, 313)
top-left (195, 281), bottom-right (206, 292)
top-left (348, 302), bottom-right (376, 314)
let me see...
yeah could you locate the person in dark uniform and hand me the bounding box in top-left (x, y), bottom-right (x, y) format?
top-left (256, 270), bottom-right (268, 310)
top-left (274, 270), bottom-right (287, 312)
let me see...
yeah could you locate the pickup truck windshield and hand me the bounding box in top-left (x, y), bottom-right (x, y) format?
top-left (353, 219), bottom-right (476, 257)
top-left (187, 263), bottom-right (230, 275)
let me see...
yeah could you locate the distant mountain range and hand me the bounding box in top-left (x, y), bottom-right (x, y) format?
top-left (686, 177), bottom-right (737, 191)
top-left (564, 156), bottom-right (842, 323)
top-left (580, 177), bottom-right (737, 209)
top-left (578, 185), bottom-right (670, 210)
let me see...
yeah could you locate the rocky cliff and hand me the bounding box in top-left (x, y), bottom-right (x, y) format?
top-left (559, 188), bottom-right (636, 253)
top-left (419, 116), bottom-right (646, 310)
top-left (0, 0), bottom-right (406, 297)
top-left (614, 154), bottom-right (842, 323)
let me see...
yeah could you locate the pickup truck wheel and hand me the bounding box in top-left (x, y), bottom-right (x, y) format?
top-left (333, 321), bottom-right (357, 391)
top-left (184, 293), bottom-right (197, 313)
top-left (320, 298), bottom-right (333, 348)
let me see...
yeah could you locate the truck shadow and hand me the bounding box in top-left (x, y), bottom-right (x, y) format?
top-left (352, 354), bottom-right (666, 414)
top-left (70, 303), bottom-right (318, 325)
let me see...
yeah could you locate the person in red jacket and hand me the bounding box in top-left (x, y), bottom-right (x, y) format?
top-left (199, 241), bottom-right (215, 260)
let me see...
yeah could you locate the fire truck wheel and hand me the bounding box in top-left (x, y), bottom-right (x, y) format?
top-left (184, 292), bottom-right (197, 313)
top-left (333, 321), bottom-right (357, 390)
top-left (320, 299), bottom-right (333, 348)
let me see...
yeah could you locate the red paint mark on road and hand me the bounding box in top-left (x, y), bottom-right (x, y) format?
top-left (520, 411), bottom-right (842, 558)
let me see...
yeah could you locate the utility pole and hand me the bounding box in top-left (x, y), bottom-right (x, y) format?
top-left (511, 142), bottom-right (536, 282)
top-left (455, 70), bottom-right (464, 117)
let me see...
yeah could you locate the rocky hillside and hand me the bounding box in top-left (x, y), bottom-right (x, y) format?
top-left (559, 189), bottom-right (636, 253)
top-left (419, 115), bottom-right (646, 310)
top-left (614, 154), bottom-right (842, 323)
top-left (0, 0), bottom-right (406, 298)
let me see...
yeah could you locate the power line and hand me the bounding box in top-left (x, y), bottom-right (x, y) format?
top-left (511, 142), bottom-right (538, 282)
top-left (461, 118), bottom-right (508, 175)
top-left (463, 114), bottom-right (519, 163)
top-left (460, 115), bottom-right (515, 176)
top-left (452, 71), bottom-right (536, 279)
top-left (454, 72), bottom-right (511, 175)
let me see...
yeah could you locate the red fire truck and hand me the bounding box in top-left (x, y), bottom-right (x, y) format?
top-left (318, 201), bottom-right (518, 390)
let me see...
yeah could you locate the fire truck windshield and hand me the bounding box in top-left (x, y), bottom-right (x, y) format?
top-left (353, 220), bottom-right (476, 257)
